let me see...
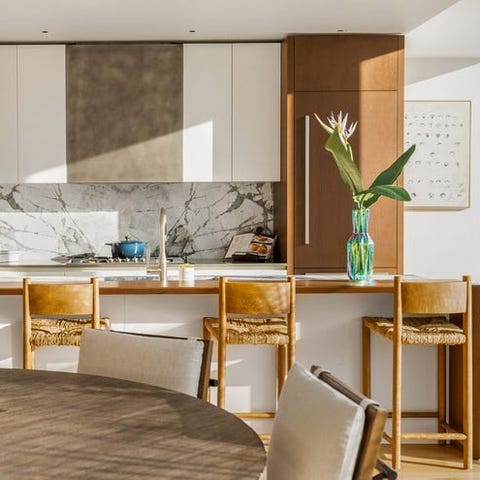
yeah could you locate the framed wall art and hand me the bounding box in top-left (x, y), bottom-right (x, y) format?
top-left (404, 100), bottom-right (471, 210)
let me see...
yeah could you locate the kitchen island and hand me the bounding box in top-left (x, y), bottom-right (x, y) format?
top-left (0, 275), bottom-right (417, 417)
top-left (0, 273), bottom-right (471, 449)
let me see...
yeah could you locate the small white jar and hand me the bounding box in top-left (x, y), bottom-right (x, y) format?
top-left (178, 263), bottom-right (195, 284)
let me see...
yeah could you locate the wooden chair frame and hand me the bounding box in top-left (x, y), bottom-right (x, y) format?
top-left (311, 365), bottom-right (397, 480)
top-left (362, 275), bottom-right (472, 470)
top-left (109, 330), bottom-right (213, 400)
top-left (23, 277), bottom-right (101, 369)
top-left (204, 276), bottom-right (296, 413)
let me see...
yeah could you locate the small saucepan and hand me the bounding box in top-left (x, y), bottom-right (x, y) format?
top-left (106, 235), bottom-right (148, 259)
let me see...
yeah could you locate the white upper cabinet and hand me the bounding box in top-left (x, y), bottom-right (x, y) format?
top-left (0, 46), bottom-right (19, 183)
top-left (17, 45), bottom-right (66, 183)
top-left (232, 44), bottom-right (280, 181)
top-left (0, 45), bottom-right (66, 183)
top-left (1, 43), bottom-right (277, 184)
top-left (183, 43), bottom-right (280, 182)
top-left (183, 44), bottom-right (232, 181)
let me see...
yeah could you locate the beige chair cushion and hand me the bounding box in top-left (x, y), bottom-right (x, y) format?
top-left (78, 329), bottom-right (205, 398)
top-left (267, 363), bottom-right (365, 480)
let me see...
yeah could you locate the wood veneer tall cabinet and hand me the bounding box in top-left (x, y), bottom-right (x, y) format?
top-left (274, 35), bottom-right (405, 274)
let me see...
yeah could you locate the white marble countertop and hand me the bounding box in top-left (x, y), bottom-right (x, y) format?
top-left (0, 259), bottom-right (287, 281)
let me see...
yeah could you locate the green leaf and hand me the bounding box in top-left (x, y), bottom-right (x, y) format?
top-left (370, 145), bottom-right (416, 188)
top-left (324, 126), bottom-right (364, 195)
top-left (360, 185), bottom-right (411, 202)
top-left (359, 193), bottom-right (380, 209)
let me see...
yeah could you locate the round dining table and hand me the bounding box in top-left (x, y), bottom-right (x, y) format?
top-left (0, 369), bottom-right (266, 480)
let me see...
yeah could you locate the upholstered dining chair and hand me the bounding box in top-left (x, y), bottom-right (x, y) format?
top-left (266, 363), bottom-right (396, 480)
top-left (23, 277), bottom-right (109, 369)
top-left (78, 329), bottom-right (213, 400)
top-left (362, 275), bottom-right (472, 470)
top-left (203, 276), bottom-right (296, 413)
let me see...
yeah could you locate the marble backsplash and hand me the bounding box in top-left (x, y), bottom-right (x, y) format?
top-left (0, 183), bottom-right (273, 261)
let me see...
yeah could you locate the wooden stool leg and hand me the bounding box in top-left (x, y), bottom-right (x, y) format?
top-left (362, 319), bottom-right (371, 397)
top-left (23, 345), bottom-right (32, 369)
top-left (287, 328), bottom-right (295, 371)
top-left (23, 324), bottom-right (32, 369)
top-left (202, 320), bottom-right (211, 342)
top-left (438, 345), bottom-right (446, 445)
top-left (217, 335), bottom-right (226, 409)
top-left (277, 344), bottom-right (287, 398)
top-left (463, 331), bottom-right (473, 468)
top-left (203, 320), bottom-right (212, 403)
top-left (392, 338), bottom-right (402, 470)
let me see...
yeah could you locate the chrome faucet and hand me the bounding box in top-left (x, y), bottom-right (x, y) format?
top-left (159, 208), bottom-right (167, 285)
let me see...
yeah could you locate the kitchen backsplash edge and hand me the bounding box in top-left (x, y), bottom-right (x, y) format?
top-left (0, 182), bottom-right (273, 261)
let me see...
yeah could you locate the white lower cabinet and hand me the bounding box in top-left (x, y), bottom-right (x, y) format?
top-left (183, 43), bottom-right (280, 182)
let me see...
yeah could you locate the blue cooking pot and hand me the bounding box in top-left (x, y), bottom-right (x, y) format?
top-left (106, 235), bottom-right (147, 259)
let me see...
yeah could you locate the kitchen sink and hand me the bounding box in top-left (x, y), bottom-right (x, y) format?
top-left (101, 275), bottom-right (218, 281)
top-left (101, 275), bottom-right (159, 281)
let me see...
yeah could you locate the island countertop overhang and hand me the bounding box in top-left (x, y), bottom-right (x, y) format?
top-left (0, 278), bottom-right (395, 295)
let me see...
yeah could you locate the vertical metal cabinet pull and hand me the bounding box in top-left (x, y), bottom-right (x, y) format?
top-left (304, 115), bottom-right (310, 245)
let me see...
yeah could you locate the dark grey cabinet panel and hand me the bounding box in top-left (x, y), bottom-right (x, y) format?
top-left (66, 44), bottom-right (183, 182)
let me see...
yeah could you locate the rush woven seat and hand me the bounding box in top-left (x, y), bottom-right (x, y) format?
top-left (23, 277), bottom-right (109, 369)
top-left (203, 276), bottom-right (296, 414)
top-left (203, 317), bottom-right (289, 345)
top-left (362, 276), bottom-right (472, 471)
top-left (30, 317), bottom-right (109, 348)
top-left (363, 316), bottom-right (466, 345)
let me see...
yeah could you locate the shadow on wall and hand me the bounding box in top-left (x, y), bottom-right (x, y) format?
top-left (406, 57), bottom-right (480, 85)
top-left (0, 323), bottom-right (21, 368)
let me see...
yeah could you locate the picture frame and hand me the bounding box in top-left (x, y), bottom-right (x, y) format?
top-left (404, 100), bottom-right (471, 210)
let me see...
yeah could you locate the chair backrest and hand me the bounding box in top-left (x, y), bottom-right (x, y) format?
top-left (220, 276), bottom-right (295, 317)
top-left (78, 329), bottom-right (213, 400)
top-left (23, 277), bottom-right (100, 326)
top-left (267, 363), bottom-right (389, 480)
top-left (396, 275), bottom-right (471, 315)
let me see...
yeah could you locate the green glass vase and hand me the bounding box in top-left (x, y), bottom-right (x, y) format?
top-left (347, 208), bottom-right (374, 282)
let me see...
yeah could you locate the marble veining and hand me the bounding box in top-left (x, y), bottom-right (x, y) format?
top-left (0, 183), bottom-right (273, 261)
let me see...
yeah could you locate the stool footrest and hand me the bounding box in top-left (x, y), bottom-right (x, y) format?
top-left (387, 410), bottom-right (438, 418)
top-left (440, 421), bottom-right (466, 436)
top-left (235, 412), bottom-right (275, 419)
top-left (400, 432), bottom-right (466, 441)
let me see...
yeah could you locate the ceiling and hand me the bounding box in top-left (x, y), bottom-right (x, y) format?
top-left (0, 0), bottom-right (458, 43)
top-left (406, 0), bottom-right (480, 57)
top-left (2, 0), bottom-right (478, 60)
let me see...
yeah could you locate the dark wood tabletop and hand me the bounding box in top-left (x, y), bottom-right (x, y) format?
top-left (0, 369), bottom-right (266, 480)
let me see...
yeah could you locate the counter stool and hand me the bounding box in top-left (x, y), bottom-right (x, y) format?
top-left (23, 277), bottom-right (110, 369)
top-left (203, 276), bottom-right (296, 416)
top-left (362, 275), bottom-right (472, 470)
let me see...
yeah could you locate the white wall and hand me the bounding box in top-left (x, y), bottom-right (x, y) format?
top-left (405, 60), bottom-right (480, 282)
